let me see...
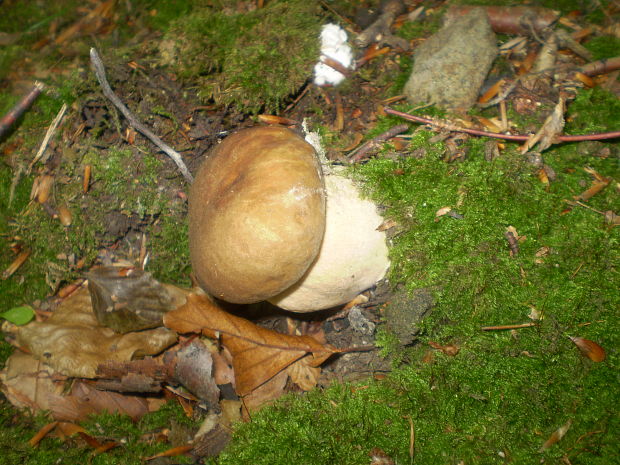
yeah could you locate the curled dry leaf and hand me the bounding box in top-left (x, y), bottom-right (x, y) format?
top-left (569, 336), bottom-right (606, 362)
top-left (163, 293), bottom-right (340, 396)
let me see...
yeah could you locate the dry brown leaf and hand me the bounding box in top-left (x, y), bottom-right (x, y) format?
top-left (50, 381), bottom-right (151, 421)
top-left (241, 370), bottom-right (288, 413)
top-left (210, 345), bottom-right (235, 386)
top-left (428, 340), bottom-right (460, 356)
top-left (569, 336), bottom-right (606, 362)
top-left (435, 206), bottom-right (452, 221)
top-left (16, 286), bottom-right (177, 378)
top-left (369, 447), bottom-right (395, 465)
top-left (377, 219), bottom-right (398, 232)
top-left (521, 97), bottom-right (565, 154)
top-left (163, 293), bottom-right (339, 396)
top-left (0, 351), bottom-right (64, 413)
top-left (55, 422), bottom-right (87, 438)
top-left (539, 419), bottom-right (572, 451)
top-left (286, 355), bottom-right (321, 391)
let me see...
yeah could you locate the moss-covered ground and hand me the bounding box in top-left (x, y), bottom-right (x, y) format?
top-left (216, 103), bottom-right (619, 463)
top-left (1, 0), bottom-right (618, 463)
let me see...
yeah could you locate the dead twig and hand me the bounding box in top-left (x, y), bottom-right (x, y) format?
top-left (384, 107), bottom-right (620, 142)
top-left (580, 56), bottom-right (620, 77)
top-left (0, 81), bottom-right (45, 139)
top-left (355, 0), bottom-right (408, 50)
top-left (348, 124), bottom-right (410, 163)
top-left (89, 48), bottom-right (193, 183)
top-left (481, 322), bottom-right (538, 331)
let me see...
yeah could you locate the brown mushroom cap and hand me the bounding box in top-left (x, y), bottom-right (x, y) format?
top-left (189, 127), bottom-right (326, 304)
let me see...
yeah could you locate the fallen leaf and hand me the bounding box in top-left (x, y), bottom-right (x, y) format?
top-left (16, 286), bottom-right (178, 378)
top-left (377, 219), bottom-right (398, 232)
top-left (428, 340), bottom-right (460, 356)
top-left (172, 339), bottom-right (219, 405)
top-left (0, 351), bottom-right (63, 413)
top-left (527, 305), bottom-right (543, 321)
top-left (435, 206), bottom-right (452, 221)
top-left (0, 305), bottom-right (35, 325)
top-left (521, 96), bottom-right (565, 153)
top-left (50, 381), bottom-right (151, 421)
top-left (163, 293), bottom-right (339, 396)
top-left (539, 419), bottom-right (572, 451)
top-left (286, 355), bottom-right (322, 391)
top-left (369, 447), bottom-right (395, 465)
top-left (241, 370), bottom-right (288, 413)
top-left (569, 336), bottom-right (606, 362)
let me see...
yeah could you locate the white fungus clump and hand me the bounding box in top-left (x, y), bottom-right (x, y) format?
top-left (313, 23), bottom-right (353, 86)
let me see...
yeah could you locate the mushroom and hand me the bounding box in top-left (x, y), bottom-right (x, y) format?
top-left (189, 126), bottom-right (390, 312)
top-left (189, 126), bottom-right (326, 304)
top-left (269, 168), bottom-right (389, 312)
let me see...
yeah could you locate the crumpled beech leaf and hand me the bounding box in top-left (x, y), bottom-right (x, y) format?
top-left (163, 293), bottom-right (340, 396)
top-left (17, 286), bottom-right (178, 378)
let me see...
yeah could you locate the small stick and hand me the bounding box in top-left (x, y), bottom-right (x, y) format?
top-left (28, 103), bottom-right (67, 173)
top-left (89, 48), bottom-right (193, 183)
top-left (481, 322), bottom-right (538, 331)
top-left (349, 123), bottom-right (410, 162)
top-left (321, 56), bottom-right (353, 77)
top-left (0, 81), bottom-right (45, 139)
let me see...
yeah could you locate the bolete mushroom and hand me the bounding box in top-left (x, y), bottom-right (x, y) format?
top-left (269, 169), bottom-right (389, 312)
top-left (189, 126), bottom-right (326, 303)
top-left (189, 126), bottom-right (390, 312)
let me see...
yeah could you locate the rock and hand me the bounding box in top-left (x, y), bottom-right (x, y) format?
top-left (404, 8), bottom-right (498, 110)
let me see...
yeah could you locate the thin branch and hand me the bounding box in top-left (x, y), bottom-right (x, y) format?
top-left (0, 81), bottom-right (44, 139)
top-left (349, 123), bottom-right (410, 162)
top-left (384, 107), bottom-right (620, 142)
top-left (89, 48), bottom-right (193, 183)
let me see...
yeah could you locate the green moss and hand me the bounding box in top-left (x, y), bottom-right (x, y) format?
top-left (584, 35), bottom-right (620, 61)
top-left (565, 87), bottom-right (620, 134)
top-left (163, 0), bottom-right (321, 113)
top-left (0, 399), bottom-right (198, 465)
top-left (215, 126), bottom-right (619, 463)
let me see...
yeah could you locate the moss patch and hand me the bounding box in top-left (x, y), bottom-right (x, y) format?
top-left (161, 0), bottom-right (322, 113)
top-left (215, 93), bottom-right (619, 464)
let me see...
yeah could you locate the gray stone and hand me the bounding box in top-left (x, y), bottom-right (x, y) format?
top-left (404, 8), bottom-right (498, 110)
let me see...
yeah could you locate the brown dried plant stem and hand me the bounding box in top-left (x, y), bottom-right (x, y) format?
top-left (89, 48), bottom-right (193, 183)
top-left (384, 107), bottom-right (620, 142)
